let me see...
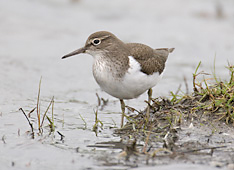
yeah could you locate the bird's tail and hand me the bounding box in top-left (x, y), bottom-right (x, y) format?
top-left (154, 48), bottom-right (175, 61)
top-left (168, 48), bottom-right (175, 53)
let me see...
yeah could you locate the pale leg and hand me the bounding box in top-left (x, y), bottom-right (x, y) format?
top-left (120, 99), bottom-right (125, 128)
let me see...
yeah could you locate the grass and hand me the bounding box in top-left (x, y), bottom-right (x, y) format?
top-left (92, 108), bottom-right (104, 136)
top-left (79, 114), bottom-right (87, 129)
top-left (191, 63), bottom-right (234, 124)
top-left (20, 78), bottom-right (56, 138)
top-left (170, 62), bottom-right (234, 125)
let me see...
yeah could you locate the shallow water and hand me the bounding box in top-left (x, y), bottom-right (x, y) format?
top-left (0, 0), bottom-right (234, 169)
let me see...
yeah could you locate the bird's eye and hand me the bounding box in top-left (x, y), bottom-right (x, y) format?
top-left (92, 38), bottom-right (101, 46)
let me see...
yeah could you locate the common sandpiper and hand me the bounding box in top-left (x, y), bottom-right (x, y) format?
top-left (62, 31), bottom-right (174, 128)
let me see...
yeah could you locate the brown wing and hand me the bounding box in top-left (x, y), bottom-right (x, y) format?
top-left (126, 43), bottom-right (174, 75)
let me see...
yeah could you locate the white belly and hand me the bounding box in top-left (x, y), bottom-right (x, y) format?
top-left (93, 56), bottom-right (163, 100)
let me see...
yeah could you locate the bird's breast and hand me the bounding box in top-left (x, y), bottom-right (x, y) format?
top-left (92, 55), bottom-right (162, 100)
top-left (92, 55), bottom-right (122, 89)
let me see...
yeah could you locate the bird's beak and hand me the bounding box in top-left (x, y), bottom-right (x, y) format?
top-left (62, 47), bottom-right (86, 59)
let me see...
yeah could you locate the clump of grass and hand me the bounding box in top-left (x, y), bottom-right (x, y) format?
top-left (92, 93), bottom-right (108, 135)
top-left (20, 78), bottom-right (56, 138)
top-left (92, 108), bottom-right (103, 136)
top-left (192, 63), bottom-right (234, 124)
top-left (166, 62), bottom-right (234, 126)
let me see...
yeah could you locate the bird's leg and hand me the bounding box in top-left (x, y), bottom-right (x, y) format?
top-left (146, 88), bottom-right (152, 120)
top-left (120, 99), bottom-right (125, 128)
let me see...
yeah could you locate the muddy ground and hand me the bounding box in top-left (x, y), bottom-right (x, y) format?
top-left (89, 96), bottom-right (234, 169)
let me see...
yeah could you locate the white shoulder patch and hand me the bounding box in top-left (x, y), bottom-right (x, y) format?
top-left (128, 56), bottom-right (141, 73)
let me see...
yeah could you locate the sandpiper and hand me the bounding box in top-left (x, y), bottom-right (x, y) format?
top-left (62, 31), bottom-right (174, 128)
